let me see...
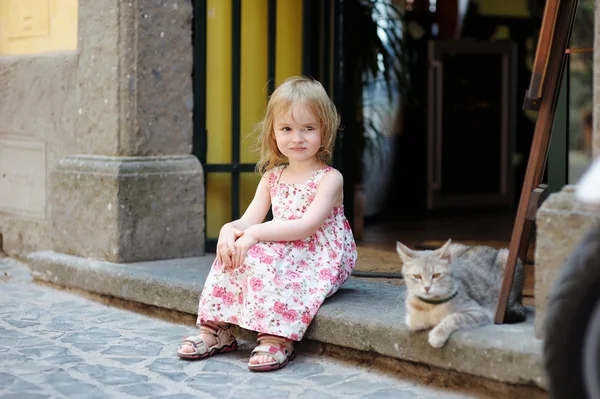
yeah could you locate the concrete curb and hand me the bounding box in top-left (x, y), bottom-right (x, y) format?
top-left (27, 251), bottom-right (546, 390)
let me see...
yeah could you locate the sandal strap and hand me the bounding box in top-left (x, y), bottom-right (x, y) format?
top-left (250, 345), bottom-right (288, 364)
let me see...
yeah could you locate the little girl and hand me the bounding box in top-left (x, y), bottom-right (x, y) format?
top-left (177, 76), bottom-right (357, 371)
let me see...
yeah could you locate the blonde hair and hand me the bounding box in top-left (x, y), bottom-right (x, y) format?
top-left (255, 76), bottom-right (341, 174)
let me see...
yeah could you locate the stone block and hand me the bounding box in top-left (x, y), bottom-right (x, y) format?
top-left (534, 185), bottom-right (600, 339)
top-left (50, 155), bottom-right (204, 262)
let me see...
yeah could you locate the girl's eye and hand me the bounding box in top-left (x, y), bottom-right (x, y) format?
top-left (306, 126), bottom-right (314, 131)
top-left (432, 273), bottom-right (441, 279)
top-left (413, 274), bottom-right (422, 280)
top-left (281, 127), bottom-right (291, 132)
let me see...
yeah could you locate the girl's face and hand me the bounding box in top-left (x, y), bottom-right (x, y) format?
top-left (274, 104), bottom-right (322, 163)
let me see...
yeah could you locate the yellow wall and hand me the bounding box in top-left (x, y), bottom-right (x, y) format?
top-left (205, 0), bottom-right (303, 239)
top-left (0, 0), bottom-right (78, 56)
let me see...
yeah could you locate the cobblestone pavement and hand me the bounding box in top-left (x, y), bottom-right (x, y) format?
top-left (0, 257), bottom-right (475, 399)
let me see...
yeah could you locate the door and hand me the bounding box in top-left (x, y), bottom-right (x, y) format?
top-left (427, 40), bottom-right (517, 210)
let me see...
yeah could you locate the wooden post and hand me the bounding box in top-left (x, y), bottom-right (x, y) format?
top-left (494, 0), bottom-right (580, 324)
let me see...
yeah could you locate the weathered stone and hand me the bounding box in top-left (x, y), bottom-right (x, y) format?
top-left (50, 155), bottom-right (204, 262)
top-left (534, 185), bottom-right (600, 339)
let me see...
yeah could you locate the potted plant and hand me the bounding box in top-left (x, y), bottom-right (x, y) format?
top-left (342, 0), bottom-right (411, 239)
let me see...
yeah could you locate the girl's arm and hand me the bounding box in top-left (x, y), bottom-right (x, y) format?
top-left (225, 173), bottom-right (272, 232)
top-left (246, 170), bottom-right (343, 242)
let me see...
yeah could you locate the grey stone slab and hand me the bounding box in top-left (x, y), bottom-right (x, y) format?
top-left (296, 389), bottom-right (337, 399)
top-left (71, 364), bottom-right (148, 385)
top-left (150, 395), bottom-right (201, 399)
top-left (20, 346), bottom-right (68, 359)
top-left (232, 388), bottom-right (291, 399)
top-left (5, 320), bottom-right (40, 328)
top-left (109, 357), bottom-right (147, 365)
top-left (43, 355), bottom-right (84, 366)
top-left (101, 342), bottom-right (162, 357)
top-left (202, 360), bottom-right (246, 373)
top-left (271, 361), bottom-right (324, 378)
top-left (185, 373), bottom-right (243, 386)
top-left (0, 394), bottom-right (50, 399)
top-left (116, 383), bottom-right (168, 397)
top-left (53, 383), bottom-right (107, 399)
top-left (361, 388), bottom-right (417, 399)
top-left (327, 378), bottom-right (391, 395)
top-left (307, 374), bottom-right (353, 386)
top-left (0, 373), bottom-right (42, 392)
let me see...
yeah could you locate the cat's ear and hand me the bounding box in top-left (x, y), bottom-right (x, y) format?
top-left (396, 241), bottom-right (416, 261)
top-left (436, 239), bottom-right (452, 262)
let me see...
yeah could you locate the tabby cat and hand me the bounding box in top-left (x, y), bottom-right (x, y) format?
top-left (396, 239), bottom-right (526, 348)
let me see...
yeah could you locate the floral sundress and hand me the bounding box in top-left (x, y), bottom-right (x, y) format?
top-left (196, 165), bottom-right (357, 340)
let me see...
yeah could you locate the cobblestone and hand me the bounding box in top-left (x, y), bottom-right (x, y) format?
top-left (0, 257), bottom-right (476, 399)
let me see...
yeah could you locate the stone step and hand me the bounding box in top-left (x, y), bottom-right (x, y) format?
top-left (26, 251), bottom-right (546, 391)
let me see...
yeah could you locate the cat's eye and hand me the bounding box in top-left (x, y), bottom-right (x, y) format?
top-left (432, 273), bottom-right (441, 278)
top-left (413, 274), bottom-right (422, 280)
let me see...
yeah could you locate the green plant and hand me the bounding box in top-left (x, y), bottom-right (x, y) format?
top-left (343, 0), bottom-right (411, 181)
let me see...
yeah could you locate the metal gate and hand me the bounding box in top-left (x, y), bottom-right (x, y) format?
top-left (192, 0), bottom-right (349, 252)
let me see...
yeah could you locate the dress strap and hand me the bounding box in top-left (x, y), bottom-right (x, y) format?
top-left (268, 165), bottom-right (286, 189)
top-left (309, 166), bottom-right (334, 185)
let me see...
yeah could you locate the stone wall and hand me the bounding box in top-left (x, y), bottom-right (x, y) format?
top-left (0, 0), bottom-right (204, 261)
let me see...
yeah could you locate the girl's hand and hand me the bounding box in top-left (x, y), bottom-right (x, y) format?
top-left (216, 224), bottom-right (244, 267)
top-left (233, 229), bottom-right (258, 269)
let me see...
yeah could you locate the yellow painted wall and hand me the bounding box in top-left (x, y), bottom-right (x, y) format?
top-left (275, 0), bottom-right (303, 86)
top-left (205, 0), bottom-right (303, 240)
top-left (0, 0), bottom-right (78, 56)
top-left (206, 0), bottom-right (233, 239)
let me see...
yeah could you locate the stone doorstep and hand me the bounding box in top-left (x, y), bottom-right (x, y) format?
top-left (26, 251), bottom-right (546, 390)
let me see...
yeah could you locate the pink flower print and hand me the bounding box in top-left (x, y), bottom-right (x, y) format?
top-left (250, 277), bottom-right (264, 292)
top-left (222, 291), bottom-right (235, 306)
top-left (213, 260), bottom-right (224, 273)
top-left (260, 255), bottom-right (274, 264)
top-left (308, 241), bottom-right (316, 252)
top-left (285, 270), bottom-right (300, 280)
top-left (310, 300), bottom-right (320, 312)
top-left (334, 240), bottom-right (342, 249)
top-left (254, 309), bottom-right (267, 320)
top-left (247, 245), bottom-right (265, 257)
top-left (291, 282), bottom-right (302, 292)
top-left (301, 313), bottom-right (312, 325)
top-left (283, 309), bottom-right (298, 322)
top-left (212, 286), bottom-right (226, 298)
top-left (230, 315), bottom-right (239, 324)
top-left (273, 301), bottom-right (286, 314)
top-left (290, 333), bottom-right (300, 341)
top-left (274, 273), bottom-right (283, 286)
top-left (298, 260), bottom-right (309, 269)
top-left (309, 288), bottom-right (317, 295)
top-left (307, 194), bottom-right (315, 203)
top-left (293, 240), bottom-right (305, 249)
top-left (318, 268), bottom-right (333, 280)
top-left (307, 181), bottom-right (318, 190)
top-left (237, 292), bottom-right (244, 305)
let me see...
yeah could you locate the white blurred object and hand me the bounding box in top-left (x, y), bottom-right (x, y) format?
top-left (576, 156), bottom-right (600, 205)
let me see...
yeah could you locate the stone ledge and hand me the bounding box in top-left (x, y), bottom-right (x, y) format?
top-left (27, 250), bottom-right (545, 390)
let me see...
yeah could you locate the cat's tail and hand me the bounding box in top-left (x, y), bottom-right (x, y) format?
top-left (504, 302), bottom-right (527, 323)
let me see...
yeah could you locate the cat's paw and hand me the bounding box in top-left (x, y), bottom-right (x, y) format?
top-left (428, 330), bottom-right (448, 348)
